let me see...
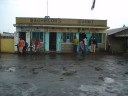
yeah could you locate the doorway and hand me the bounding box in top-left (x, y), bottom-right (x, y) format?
top-left (19, 32), bottom-right (26, 41)
top-left (79, 33), bottom-right (86, 41)
top-left (49, 32), bottom-right (56, 51)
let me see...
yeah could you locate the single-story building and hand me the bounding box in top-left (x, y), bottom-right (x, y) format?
top-left (13, 17), bottom-right (109, 53)
top-left (0, 32), bottom-right (14, 53)
top-left (107, 26), bottom-right (128, 53)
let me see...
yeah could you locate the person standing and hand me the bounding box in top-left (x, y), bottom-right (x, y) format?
top-left (35, 39), bottom-right (41, 52)
top-left (92, 38), bottom-right (97, 53)
top-left (83, 36), bottom-right (88, 53)
top-left (73, 36), bottom-right (78, 53)
top-left (23, 41), bottom-right (28, 54)
top-left (89, 37), bottom-right (94, 52)
top-left (79, 39), bottom-right (85, 55)
top-left (18, 38), bottom-right (25, 55)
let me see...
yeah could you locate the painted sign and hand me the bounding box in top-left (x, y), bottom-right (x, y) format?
top-left (16, 17), bottom-right (107, 27)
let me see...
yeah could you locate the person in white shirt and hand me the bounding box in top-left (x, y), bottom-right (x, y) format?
top-left (83, 37), bottom-right (88, 53)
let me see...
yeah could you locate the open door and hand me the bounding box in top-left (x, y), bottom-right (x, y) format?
top-left (19, 32), bottom-right (26, 41)
top-left (49, 32), bottom-right (56, 51)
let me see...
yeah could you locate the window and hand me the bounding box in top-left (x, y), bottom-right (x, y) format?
top-left (32, 32), bottom-right (44, 42)
top-left (102, 33), bottom-right (106, 43)
top-left (95, 33), bottom-right (102, 43)
top-left (61, 32), bottom-right (76, 43)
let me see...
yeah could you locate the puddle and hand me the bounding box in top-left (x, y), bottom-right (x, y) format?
top-left (62, 71), bottom-right (74, 76)
top-left (104, 77), bottom-right (115, 84)
top-left (31, 67), bottom-right (44, 74)
top-left (95, 67), bottom-right (103, 71)
top-left (5, 67), bottom-right (16, 72)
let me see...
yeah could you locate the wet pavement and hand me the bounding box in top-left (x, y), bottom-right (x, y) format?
top-left (0, 53), bottom-right (128, 96)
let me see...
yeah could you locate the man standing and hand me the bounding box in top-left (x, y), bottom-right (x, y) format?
top-left (89, 37), bottom-right (94, 52)
top-left (18, 38), bottom-right (25, 56)
top-left (93, 38), bottom-right (97, 53)
top-left (83, 36), bottom-right (88, 53)
top-left (35, 39), bottom-right (41, 52)
top-left (73, 36), bottom-right (78, 53)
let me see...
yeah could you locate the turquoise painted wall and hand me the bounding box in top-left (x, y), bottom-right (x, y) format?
top-left (86, 32), bottom-right (91, 52)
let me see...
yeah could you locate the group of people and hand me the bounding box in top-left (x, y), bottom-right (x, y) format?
top-left (18, 36), bottom-right (97, 55)
top-left (73, 36), bottom-right (97, 55)
top-left (31, 39), bottom-right (41, 52)
top-left (17, 38), bottom-right (41, 56)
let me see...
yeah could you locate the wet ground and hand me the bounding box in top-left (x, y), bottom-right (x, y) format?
top-left (0, 53), bottom-right (128, 96)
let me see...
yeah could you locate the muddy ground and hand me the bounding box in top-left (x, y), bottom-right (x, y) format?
top-left (0, 53), bottom-right (128, 96)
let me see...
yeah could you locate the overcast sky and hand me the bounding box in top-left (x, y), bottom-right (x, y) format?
top-left (0, 0), bottom-right (128, 33)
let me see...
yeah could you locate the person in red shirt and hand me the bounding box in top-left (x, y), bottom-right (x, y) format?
top-left (35, 39), bottom-right (41, 52)
top-left (18, 38), bottom-right (25, 55)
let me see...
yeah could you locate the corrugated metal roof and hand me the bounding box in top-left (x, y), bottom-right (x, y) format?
top-left (115, 31), bottom-right (128, 37)
top-left (107, 27), bottom-right (128, 35)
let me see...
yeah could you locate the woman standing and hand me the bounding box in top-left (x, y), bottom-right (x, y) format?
top-left (80, 39), bottom-right (85, 55)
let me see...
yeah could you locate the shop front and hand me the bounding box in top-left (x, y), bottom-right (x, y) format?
top-left (14, 17), bottom-right (109, 53)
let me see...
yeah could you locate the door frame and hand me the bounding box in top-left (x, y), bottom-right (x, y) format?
top-left (49, 32), bottom-right (57, 51)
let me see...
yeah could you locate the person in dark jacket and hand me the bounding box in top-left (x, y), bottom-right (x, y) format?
top-left (92, 38), bottom-right (97, 53)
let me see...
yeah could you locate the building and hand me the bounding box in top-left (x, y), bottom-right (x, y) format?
top-left (107, 26), bottom-right (128, 53)
top-left (13, 17), bottom-right (109, 53)
top-left (0, 32), bottom-right (14, 53)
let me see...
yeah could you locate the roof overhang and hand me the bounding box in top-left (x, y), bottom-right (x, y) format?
top-left (13, 24), bottom-right (109, 29)
top-left (107, 27), bottom-right (128, 35)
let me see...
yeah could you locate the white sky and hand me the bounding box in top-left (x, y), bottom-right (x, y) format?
top-left (0, 0), bottom-right (128, 33)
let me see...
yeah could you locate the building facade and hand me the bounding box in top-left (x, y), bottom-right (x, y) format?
top-left (107, 27), bottom-right (128, 53)
top-left (14, 17), bottom-right (109, 53)
top-left (0, 33), bottom-right (14, 53)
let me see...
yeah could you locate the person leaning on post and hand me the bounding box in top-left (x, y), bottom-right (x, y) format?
top-left (73, 36), bottom-right (78, 53)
